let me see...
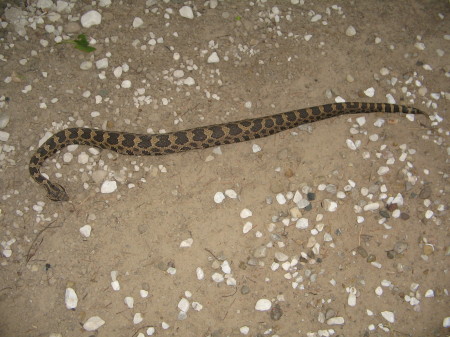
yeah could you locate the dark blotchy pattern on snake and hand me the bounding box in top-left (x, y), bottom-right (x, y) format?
top-left (29, 102), bottom-right (425, 202)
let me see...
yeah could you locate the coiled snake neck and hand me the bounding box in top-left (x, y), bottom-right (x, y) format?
top-left (29, 102), bottom-right (425, 202)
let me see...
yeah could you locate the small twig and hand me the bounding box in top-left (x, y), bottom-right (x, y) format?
top-left (204, 248), bottom-right (219, 261)
top-left (26, 220), bottom-right (61, 263)
top-left (222, 287), bottom-right (238, 298)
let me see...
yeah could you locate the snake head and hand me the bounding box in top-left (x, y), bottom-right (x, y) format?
top-left (45, 181), bottom-right (69, 202)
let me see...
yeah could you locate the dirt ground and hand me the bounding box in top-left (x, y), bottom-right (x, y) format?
top-left (0, 1), bottom-right (449, 336)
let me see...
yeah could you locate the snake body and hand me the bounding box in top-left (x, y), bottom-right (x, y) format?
top-left (29, 102), bottom-right (425, 201)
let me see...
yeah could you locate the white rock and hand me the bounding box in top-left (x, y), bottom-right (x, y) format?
top-left (78, 152), bottom-right (89, 164)
top-left (443, 317), bottom-right (450, 328)
top-left (192, 302), bottom-right (203, 311)
top-left (207, 52), bottom-right (220, 63)
top-left (180, 238), bottom-right (193, 248)
top-left (240, 326), bottom-right (250, 335)
top-left (224, 189), bottom-right (237, 198)
top-left (179, 6), bottom-right (194, 19)
top-left (425, 289), bottom-right (434, 298)
top-left (0, 131), bottom-right (10, 141)
top-left (381, 311), bottom-right (395, 323)
top-left (346, 25), bottom-right (356, 36)
top-left (121, 80), bottom-right (132, 88)
top-left (2, 249), bottom-right (12, 257)
top-left (173, 69), bottom-right (184, 78)
top-left (255, 299), bottom-right (272, 311)
top-left (425, 210), bottom-right (434, 219)
top-left (78, 61), bottom-right (93, 71)
top-left (275, 252), bottom-right (288, 262)
top-left (295, 218), bottom-right (309, 229)
top-left (356, 116), bottom-right (366, 126)
top-left (37, 0), bottom-right (54, 9)
top-left (243, 222), bottom-right (253, 234)
top-left (207, 0), bottom-right (218, 8)
top-left (196, 267), bottom-right (204, 280)
top-left (252, 143), bottom-right (261, 153)
top-left (133, 313), bottom-right (143, 324)
top-left (364, 87), bottom-right (375, 97)
top-left (322, 199), bottom-right (338, 212)
top-left (221, 260), bottom-right (231, 274)
top-left (348, 290), bottom-right (357, 306)
top-left (311, 14), bottom-right (322, 22)
top-left (346, 139), bottom-right (357, 150)
top-left (363, 202), bottom-right (379, 211)
top-left (414, 42), bottom-right (425, 50)
top-left (276, 193), bottom-right (286, 205)
top-left (211, 272), bottom-right (224, 283)
top-left (95, 58), bottom-right (108, 69)
top-left (99, 0), bottom-right (112, 7)
top-left (101, 180), bottom-right (117, 194)
top-left (377, 166), bottom-right (389, 175)
top-left (65, 288), bottom-right (78, 309)
top-left (81, 10), bottom-right (102, 28)
top-left (240, 208), bottom-right (252, 218)
top-left (79, 225), bottom-right (92, 237)
top-left (327, 317), bottom-right (345, 325)
top-left (124, 296), bottom-right (134, 308)
top-left (113, 66), bottom-right (123, 78)
top-left (184, 77), bottom-right (195, 85)
top-left (83, 316), bottom-right (105, 331)
top-left (111, 280), bottom-right (120, 291)
top-left (214, 192), bottom-right (225, 203)
top-left (133, 17), bottom-right (144, 28)
top-left (0, 114), bottom-right (10, 129)
top-left (140, 290), bottom-right (149, 298)
top-left (178, 298), bottom-right (190, 312)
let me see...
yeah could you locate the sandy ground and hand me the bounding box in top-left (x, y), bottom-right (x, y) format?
top-left (0, 1), bottom-right (449, 336)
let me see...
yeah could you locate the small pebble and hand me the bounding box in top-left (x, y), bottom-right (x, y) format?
top-left (214, 192), bottom-right (225, 203)
top-left (346, 25), bottom-right (356, 36)
top-left (381, 311), bottom-right (395, 323)
top-left (322, 199), bottom-right (337, 212)
top-left (132, 17), bottom-right (144, 28)
top-left (180, 238), bottom-right (193, 248)
top-left (124, 296), bottom-right (134, 308)
top-left (65, 288), bottom-right (78, 309)
top-left (240, 208), bottom-right (252, 218)
top-left (101, 180), bottom-right (117, 194)
top-left (224, 189), bottom-right (237, 198)
top-left (310, 14), bottom-right (322, 22)
top-left (0, 131), bottom-right (10, 142)
top-left (79, 225), bottom-right (92, 238)
top-left (179, 6), bottom-right (194, 19)
top-left (207, 52), bottom-right (220, 63)
top-left (327, 317), bottom-right (345, 325)
top-left (295, 218), bottom-right (309, 229)
top-left (364, 87), bottom-right (375, 97)
top-left (255, 299), bottom-right (272, 311)
top-left (243, 222), bottom-right (253, 234)
top-left (83, 316), bottom-right (105, 331)
top-left (133, 313), bottom-right (143, 324)
top-left (80, 10), bottom-right (102, 28)
top-left (178, 298), bottom-right (190, 312)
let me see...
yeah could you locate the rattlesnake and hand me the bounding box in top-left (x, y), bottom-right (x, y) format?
top-left (29, 102), bottom-right (425, 202)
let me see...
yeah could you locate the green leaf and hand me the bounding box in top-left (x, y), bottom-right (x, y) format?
top-left (58, 33), bottom-right (96, 53)
top-left (74, 44), bottom-right (96, 53)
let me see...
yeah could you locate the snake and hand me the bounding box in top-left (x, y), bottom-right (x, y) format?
top-left (29, 102), bottom-right (425, 202)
